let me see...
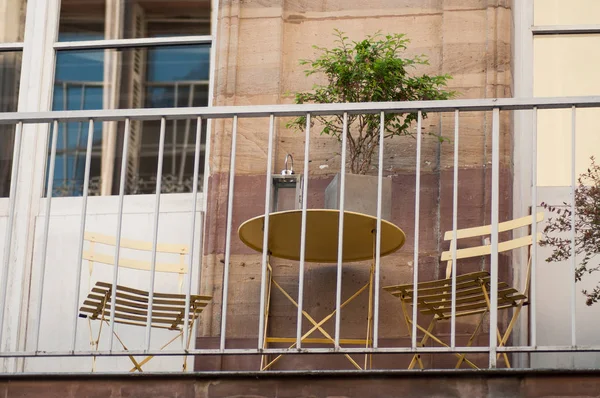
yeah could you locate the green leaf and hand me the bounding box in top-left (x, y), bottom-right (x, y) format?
top-left (287, 29), bottom-right (456, 174)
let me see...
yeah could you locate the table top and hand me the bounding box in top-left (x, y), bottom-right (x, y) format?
top-left (238, 209), bottom-right (405, 263)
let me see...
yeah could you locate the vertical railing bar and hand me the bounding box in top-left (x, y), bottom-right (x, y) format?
top-left (70, 119), bottom-right (95, 352)
top-left (32, 120), bottom-right (59, 352)
top-left (451, 110), bottom-right (459, 349)
top-left (144, 117), bottom-right (166, 351)
top-left (62, 82), bottom-right (68, 188)
top-left (411, 111), bottom-right (422, 349)
top-left (334, 112), bottom-right (348, 348)
top-left (198, 114), bottom-right (213, 350)
top-left (530, 107), bottom-right (538, 348)
top-left (178, 84), bottom-right (195, 184)
top-left (172, 82), bottom-right (179, 175)
top-left (183, 117), bottom-right (203, 351)
top-left (296, 113), bottom-right (311, 349)
top-left (372, 111), bottom-right (384, 348)
top-left (220, 115), bottom-right (238, 351)
top-left (570, 106), bottom-right (577, 348)
top-left (0, 121), bottom-right (23, 349)
top-left (201, 117), bottom-right (212, 209)
top-left (108, 118), bottom-right (131, 351)
top-left (73, 85), bottom-right (86, 185)
top-left (258, 114), bottom-right (275, 350)
top-left (489, 107), bottom-right (500, 368)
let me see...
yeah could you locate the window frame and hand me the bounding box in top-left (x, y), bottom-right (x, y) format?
top-left (0, 0), bottom-right (220, 362)
top-left (0, 0), bottom-right (26, 200)
top-left (18, 0), bottom-right (217, 198)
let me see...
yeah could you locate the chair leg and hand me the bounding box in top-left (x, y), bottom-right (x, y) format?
top-left (478, 283), bottom-right (511, 367)
top-left (364, 260), bottom-right (375, 370)
top-left (409, 320), bottom-right (480, 369)
top-left (399, 298), bottom-right (427, 369)
top-left (261, 280), bottom-right (369, 371)
top-left (494, 303), bottom-right (526, 368)
top-left (260, 265), bottom-right (273, 371)
top-left (399, 294), bottom-right (482, 370)
top-left (127, 330), bottom-right (185, 372)
top-left (182, 307), bottom-right (201, 371)
top-left (87, 318), bottom-right (97, 372)
top-left (454, 310), bottom-right (487, 369)
top-left (100, 320), bottom-right (144, 372)
top-left (89, 293), bottom-right (110, 372)
top-left (495, 326), bottom-right (511, 368)
top-left (408, 318), bottom-right (436, 370)
top-left (480, 282), bottom-right (524, 368)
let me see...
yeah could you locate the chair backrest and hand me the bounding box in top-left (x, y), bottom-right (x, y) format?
top-left (441, 212), bottom-right (544, 290)
top-left (83, 231), bottom-right (189, 275)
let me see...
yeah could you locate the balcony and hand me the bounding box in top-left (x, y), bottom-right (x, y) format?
top-left (0, 97), bottom-right (600, 391)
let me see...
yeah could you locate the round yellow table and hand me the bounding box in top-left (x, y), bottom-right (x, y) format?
top-left (238, 209), bottom-right (406, 371)
top-left (238, 209), bottom-right (406, 263)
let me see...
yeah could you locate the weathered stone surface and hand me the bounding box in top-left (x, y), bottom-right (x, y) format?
top-left (199, 162), bottom-right (513, 372)
top-left (4, 371), bottom-right (600, 397)
top-left (201, 0), bottom-right (515, 372)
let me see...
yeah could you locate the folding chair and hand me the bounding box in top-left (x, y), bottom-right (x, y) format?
top-left (78, 232), bottom-right (212, 372)
top-left (383, 212), bottom-right (543, 369)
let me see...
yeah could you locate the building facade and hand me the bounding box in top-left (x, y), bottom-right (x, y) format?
top-left (0, 0), bottom-right (599, 390)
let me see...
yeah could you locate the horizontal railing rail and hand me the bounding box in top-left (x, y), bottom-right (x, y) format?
top-left (0, 96), bottom-right (599, 373)
top-left (1, 96), bottom-right (600, 123)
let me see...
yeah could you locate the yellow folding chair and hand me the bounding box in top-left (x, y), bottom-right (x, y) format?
top-left (383, 212), bottom-right (543, 369)
top-left (77, 232), bottom-right (212, 372)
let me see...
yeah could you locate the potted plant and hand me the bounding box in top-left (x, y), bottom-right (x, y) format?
top-left (287, 30), bottom-right (455, 219)
top-left (541, 156), bottom-right (600, 306)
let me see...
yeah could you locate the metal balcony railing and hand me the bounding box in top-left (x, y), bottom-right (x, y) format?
top-left (0, 96), bottom-right (600, 373)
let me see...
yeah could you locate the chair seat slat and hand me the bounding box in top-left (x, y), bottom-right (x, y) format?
top-left (80, 281), bottom-right (212, 331)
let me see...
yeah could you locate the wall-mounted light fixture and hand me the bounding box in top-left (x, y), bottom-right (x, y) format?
top-left (271, 154), bottom-right (303, 212)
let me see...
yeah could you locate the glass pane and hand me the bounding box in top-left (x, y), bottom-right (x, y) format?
top-left (534, 35), bottom-right (600, 186)
top-left (0, 0), bottom-right (27, 42)
top-left (534, 0), bottom-right (600, 25)
top-left (58, 0), bottom-right (211, 41)
top-left (49, 44), bottom-right (210, 197)
top-left (127, 118), bottom-right (206, 195)
top-left (0, 51), bottom-right (22, 198)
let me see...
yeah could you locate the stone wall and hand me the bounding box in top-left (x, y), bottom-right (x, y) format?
top-left (198, 0), bottom-right (514, 370)
top-left (4, 371), bottom-right (600, 397)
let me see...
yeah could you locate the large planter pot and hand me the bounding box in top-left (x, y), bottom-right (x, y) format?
top-left (324, 173), bottom-right (392, 220)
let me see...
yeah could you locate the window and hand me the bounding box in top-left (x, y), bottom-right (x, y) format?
top-left (534, 35), bottom-right (600, 187)
top-left (532, 0), bottom-right (600, 186)
top-left (58, 0), bottom-right (210, 40)
top-left (0, 0), bottom-right (26, 197)
top-left (49, 0), bottom-right (211, 197)
top-left (534, 0), bottom-right (600, 25)
top-left (0, 0), bottom-right (27, 41)
top-left (0, 51), bottom-right (22, 197)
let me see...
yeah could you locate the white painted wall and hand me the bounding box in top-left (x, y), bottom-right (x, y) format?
top-left (529, 14), bottom-right (600, 368)
top-left (22, 193), bottom-right (205, 373)
top-left (0, 200), bottom-right (7, 294)
top-left (533, 196), bottom-right (600, 369)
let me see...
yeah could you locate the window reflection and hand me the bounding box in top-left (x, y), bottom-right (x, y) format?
top-left (0, 52), bottom-right (22, 198)
top-left (50, 44), bottom-right (210, 196)
top-left (58, 0), bottom-right (211, 40)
